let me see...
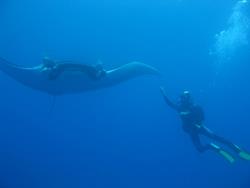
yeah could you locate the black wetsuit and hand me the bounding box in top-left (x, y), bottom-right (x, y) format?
top-left (163, 95), bottom-right (240, 153)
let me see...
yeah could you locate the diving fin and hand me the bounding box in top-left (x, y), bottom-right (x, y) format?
top-left (231, 144), bottom-right (250, 161)
top-left (210, 143), bottom-right (235, 164)
top-left (219, 150), bottom-right (235, 164)
top-left (239, 151), bottom-right (250, 161)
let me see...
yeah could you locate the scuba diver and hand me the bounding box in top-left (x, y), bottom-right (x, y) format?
top-left (160, 87), bottom-right (250, 163)
top-left (41, 57), bottom-right (106, 80)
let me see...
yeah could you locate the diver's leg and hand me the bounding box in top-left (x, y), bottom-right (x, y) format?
top-left (191, 131), bottom-right (235, 163)
top-left (190, 133), bottom-right (211, 153)
top-left (199, 126), bottom-right (241, 153)
top-left (199, 126), bottom-right (250, 160)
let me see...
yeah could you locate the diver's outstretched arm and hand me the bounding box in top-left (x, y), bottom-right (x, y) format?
top-left (160, 87), bottom-right (178, 110)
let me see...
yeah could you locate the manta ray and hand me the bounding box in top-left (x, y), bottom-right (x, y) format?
top-left (0, 57), bottom-right (159, 95)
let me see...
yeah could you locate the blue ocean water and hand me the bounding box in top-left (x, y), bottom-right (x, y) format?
top-left (0, 0), bottom-right (249, 187)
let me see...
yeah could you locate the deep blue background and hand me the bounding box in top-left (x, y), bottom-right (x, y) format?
top-left (0, 0), bottom-right (249, 187)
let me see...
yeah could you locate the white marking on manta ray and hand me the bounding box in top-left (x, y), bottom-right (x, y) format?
top-left (0, 57), bottom-right (160, 95)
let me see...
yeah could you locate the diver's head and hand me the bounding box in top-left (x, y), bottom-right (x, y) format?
top-left (180, 90), bottom-right (193, 107)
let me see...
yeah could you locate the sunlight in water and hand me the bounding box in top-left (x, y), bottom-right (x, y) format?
top-left (210, 0), bottom-right (249, 63)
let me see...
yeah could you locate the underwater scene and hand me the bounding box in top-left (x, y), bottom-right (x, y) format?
top-left (0, 0), bottom-right (249, 187)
